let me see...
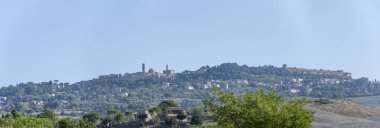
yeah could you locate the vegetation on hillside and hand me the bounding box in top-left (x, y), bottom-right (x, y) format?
top-left (0, 89), bottom-right (315, 128)
top-left (0, 63), bottom-right (378, 116)
top-left (203, 88), bottom-right (314, 128)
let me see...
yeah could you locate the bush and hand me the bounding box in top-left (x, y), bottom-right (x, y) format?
top-left (0, 116), bottom-right (55, 128)
top-left (203, 88), bottom-right (314, 128)
top-left (315, 98), bottom-right (333, 105)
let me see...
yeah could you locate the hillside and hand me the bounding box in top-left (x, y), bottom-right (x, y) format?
top-left (0, 63), bottom-right (379, 116)
top-left (308, 105), bottom-right (380, 128)
top-left (306, 99), bottom-right (380, 128)
top-left (312, 99), bottom-right (380, 118)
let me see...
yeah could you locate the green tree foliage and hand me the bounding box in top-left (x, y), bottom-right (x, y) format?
top-left (100, 116), bottom-right (113, 127)
top-left (10, 110), bottom-right (23, 118)
top-left (107, 109), bottom-right (119, 115)
top-left (0, 110), bottom-right (93, 128)
top-left (314, 98), bottom-right (333, 105)
top-left (114, 112), bottom-right (126, 125)
top-left (0, 116), bottom-right (54, 128)
top-left (57, 118), bottom-right (77, 128)
top-left (124, 110), bottom-right (134, 121)
top-left (150, 107), bottom-right (163, 116)
top-left (78, 119), bottom-right (96, 128)
top-left (159, 100), bottom-right (178, 108)
top-left (176, 111), bottom-right (187, 122)
top-left (190, 108), bottom-right (205, 125)
top-left (164, 117), bottom-right (178, 127)
top-left (82, 112), bottom-right (100, 124)
top-left (103, 109), bottom-right (126, 126)
top-left (154, 100), bottom-right (179, 120)
top-left (137, 113), bottom-right (148, 122)
top-left (203, 88), bottom-right (314, 128)
top-left (37, 109), bottom-right (56, 120)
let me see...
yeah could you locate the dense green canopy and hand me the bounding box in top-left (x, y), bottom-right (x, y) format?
top-left (203, 88), bottom-right (314, 128)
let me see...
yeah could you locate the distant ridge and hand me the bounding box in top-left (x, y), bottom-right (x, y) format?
top-left (0, 63), bottom-right (378, 115)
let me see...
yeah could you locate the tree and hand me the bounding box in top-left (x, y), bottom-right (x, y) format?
top-left (44, 101), bottom-right (59, 109)
top-left (10, 110), bottom-right (23, 118)
top-left (57, 118), bottom-right (78, 128)
top-left (150, 107), bottom-right (163, 117)
top-left (0, 116), bottom-right (55, 128)
top-left (106, 109), bottom-right (120, 126)
top-left (115, 112), bottom-right (126, 124)
top-left (37, 109), bottom-right (56, 120)
top-left (100, 116), bottom-right (113, 127)
top-left (137, 113), bottom-right (148, 122)
top-left (165, 117), bottom-right (178, 127)
top-left (137, 113), bottom-right (148, 127)
top-left (176, 111), bottom-right (187, 123)
top-left (78, 119), bottom-right (96, 128)
top-left (190, 108), bottom-right (205, 125)
top-left (203, 88), bottom-right (314, 128)
top-left (82, 112), bottom-right (100, 124)
top-left (107, 109), bottom-right (119, 115)
top-left (158, 100), bottom-right (178, 117)
top-left (125, 110), bottom-right (134, 121)
top-left (159, 100), bottom-right (177, 108)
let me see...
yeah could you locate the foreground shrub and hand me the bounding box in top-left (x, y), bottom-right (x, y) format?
top-left (203, 89), bottom-right (314, 128)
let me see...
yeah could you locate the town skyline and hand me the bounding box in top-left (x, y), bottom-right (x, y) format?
top-left (1, 0), bottom-right (380, 86)
top-left (0, 62), bottom-right (364, 87)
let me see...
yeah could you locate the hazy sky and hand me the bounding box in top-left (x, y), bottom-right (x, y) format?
top-left (1, 0), bottom-right (380, 86)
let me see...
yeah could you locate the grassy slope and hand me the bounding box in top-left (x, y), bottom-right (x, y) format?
top-left (349, 95), bottom-right (380, 107)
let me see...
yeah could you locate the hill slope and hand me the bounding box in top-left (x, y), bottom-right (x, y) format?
top-left (0, 63), bottom-right (379, 115)
top-left (308, 106), bottom-right (380, 128)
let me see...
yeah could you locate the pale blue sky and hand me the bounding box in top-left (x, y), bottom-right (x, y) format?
top-left (1, 0), bottom-right (380, 86)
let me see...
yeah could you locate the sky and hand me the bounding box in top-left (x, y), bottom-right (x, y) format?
top-left (1, 0), bottom-right (380, 86)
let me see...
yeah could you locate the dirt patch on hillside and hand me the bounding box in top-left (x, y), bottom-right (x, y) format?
top-left (306, 105), bottom-right (380, 128)
top-left (311, 99), bottom-right (380, 118)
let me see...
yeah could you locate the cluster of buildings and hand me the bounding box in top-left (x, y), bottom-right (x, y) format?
top-left (283, 64), bottom-right (352, 79)
top-left (142, 63), bottom-right (175, 78)
top-left (97, 63), bottom-right (176, 80)
top-left (136, 107), bottom-right (185, 123)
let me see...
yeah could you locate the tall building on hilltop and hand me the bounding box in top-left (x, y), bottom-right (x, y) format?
top-left (282, 64), bottom-right (288, 69)
top-left (142, 63), bottom-right (146, 76)
top-left (148, 68), bottom-right (156, 75)
top-left (163, 64), bottom-right (175, 76)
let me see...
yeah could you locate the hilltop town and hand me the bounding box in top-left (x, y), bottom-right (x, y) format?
top-left (0, 63), bottom-right (379, 118)
top-left (0, 63), bottom-right (379, 127)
